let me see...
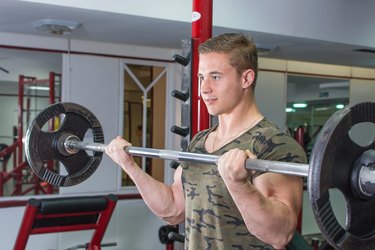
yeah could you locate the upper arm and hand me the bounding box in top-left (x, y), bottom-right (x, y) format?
top-left (253, 173), bottom-right (303, 218)
top-left (168, 166), bottom-right (186, 224)
top-left (251, 128), bottom-right (306, 217)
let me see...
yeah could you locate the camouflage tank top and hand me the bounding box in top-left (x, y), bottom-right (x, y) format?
top-left (181, 118), bottom-right (307, 250)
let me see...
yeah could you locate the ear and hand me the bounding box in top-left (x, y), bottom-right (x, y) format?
top-left (242, 69), bottom-right (255, 88)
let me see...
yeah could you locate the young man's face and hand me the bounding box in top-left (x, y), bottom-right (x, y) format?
top-left (198, 52), bottom-right (249, 116)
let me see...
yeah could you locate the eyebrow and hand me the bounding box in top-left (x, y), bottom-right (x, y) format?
top-left (198, 71), bottom-right (223, 76)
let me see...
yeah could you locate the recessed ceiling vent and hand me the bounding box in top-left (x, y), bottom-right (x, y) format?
top-left (32, 19), bottom-right (81, 36)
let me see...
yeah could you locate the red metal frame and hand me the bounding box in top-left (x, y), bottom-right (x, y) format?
top-left (166, 2), bottom-right (213, 249)
top-left (190, 0), bottom-right (212, 136)
top-left (0, 72), bottom-right (61, 196)
top-left (164, 2), bottom-right (214, 250)
top-left (13, 195), bottom-right (118, 250)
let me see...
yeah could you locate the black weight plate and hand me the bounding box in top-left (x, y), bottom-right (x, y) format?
top-left (308, 102), bottom-right (375, 249)
top-left (25, 102), bottom-right (104, 187)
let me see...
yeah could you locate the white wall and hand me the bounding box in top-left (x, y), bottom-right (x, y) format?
top-left (60, 54), bottom-right (121, 194)
top-left (256, 71), bottom-right (287, 130)
top-left (350, 79), bottom-right (375, 104)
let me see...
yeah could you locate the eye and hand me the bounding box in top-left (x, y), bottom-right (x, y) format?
top-left (212, 75), bottom-right (221, 80)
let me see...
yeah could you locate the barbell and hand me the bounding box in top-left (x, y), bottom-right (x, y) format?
top-left (24, 102), bottom-right (375, 249)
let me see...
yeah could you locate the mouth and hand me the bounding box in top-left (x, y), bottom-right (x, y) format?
top-left (204, 98), bottom-right (217, 105)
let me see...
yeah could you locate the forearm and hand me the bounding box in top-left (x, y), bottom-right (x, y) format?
top-left (226, 180), bottom-right (298, 249)
top-left (124, 163), bottom-right (185, 224)
top-left (105, 137), bottom-right (185, 224)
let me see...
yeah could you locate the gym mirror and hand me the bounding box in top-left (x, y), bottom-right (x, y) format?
top-left (286, 74), bottom-right (349, 159)
top-left (0, 47), bottom-right (62, 196)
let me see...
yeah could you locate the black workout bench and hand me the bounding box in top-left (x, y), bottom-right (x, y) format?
top-left (14, 194), bottom-right (117, 250)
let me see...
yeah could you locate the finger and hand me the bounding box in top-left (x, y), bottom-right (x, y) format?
top-left (244, 150), bottom-right (258, 176)
top-left (245, 149), bottom-right (257, 159)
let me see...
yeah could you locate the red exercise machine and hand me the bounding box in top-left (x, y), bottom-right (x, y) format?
top-left (14, 194), bottom-right (117, 250)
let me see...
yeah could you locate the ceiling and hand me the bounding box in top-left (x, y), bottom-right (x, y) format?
top-left (0, 0), bottom-right (375, 79)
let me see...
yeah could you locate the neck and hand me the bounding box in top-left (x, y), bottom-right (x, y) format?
top-left (212, 105), bottom-right (263, 152)
top-left (216, 103), bottom-right (261, 137)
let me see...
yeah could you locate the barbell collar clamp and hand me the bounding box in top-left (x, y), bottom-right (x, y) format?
top-left (359, 166), bottom-right (375, 198)
top-left (354, 150), bottom-right (375, 198)
top-left (65, 140), bottom-right (107, 153)
top-left (61, 134), bottom-right (80, 155)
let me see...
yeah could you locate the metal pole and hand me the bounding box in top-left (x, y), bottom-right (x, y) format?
top-left (65, 140), bottom-right (309, 177)
top-left (191, 0), bottom-right (212, 136)
top-left (18, 75), bottom-right (24, 165)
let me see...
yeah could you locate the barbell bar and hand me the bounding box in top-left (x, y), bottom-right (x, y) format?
top-left (64, 138), bottom-right (309, 177)
top-left (25, 101), bottom-right (375, 249)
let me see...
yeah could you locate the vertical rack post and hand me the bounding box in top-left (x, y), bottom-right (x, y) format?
top-left (190, 0), bottom-right (212, 136)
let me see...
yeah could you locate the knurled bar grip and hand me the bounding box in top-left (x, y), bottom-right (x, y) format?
top-left (65, 140), bottom-right (309, 177)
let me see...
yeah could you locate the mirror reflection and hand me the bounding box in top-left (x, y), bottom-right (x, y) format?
top-left (286, 75), bottom-right (349, 159)
top-left (0, 48), bottom-right (61, 196)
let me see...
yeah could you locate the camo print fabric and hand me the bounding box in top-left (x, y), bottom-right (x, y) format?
top-left (181, 118), bottom-right (307, 250)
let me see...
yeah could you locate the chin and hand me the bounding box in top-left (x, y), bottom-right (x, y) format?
top-left (205, 104), bottom-right (220, 116)
top-left (207, 109), bottom-right (219, 116)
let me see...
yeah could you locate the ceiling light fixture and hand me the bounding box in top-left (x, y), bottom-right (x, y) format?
top-left (293, 103), bottom-right (308, 108)
top-left (27, 86), bottom-right (50, 91)
top-left (336, 104), bottom-right (345, 109)
top-left (32, 19), bottom-right (81, 36)
top-left (319, 82), bottom-right (349, 89)
top-left (285, 107), bottom-right (296, 113)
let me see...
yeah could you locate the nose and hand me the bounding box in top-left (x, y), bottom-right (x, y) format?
top-left (200, 78), bottom-right (212, 95)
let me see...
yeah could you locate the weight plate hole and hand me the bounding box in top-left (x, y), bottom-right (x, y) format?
top-left (328, 188), bottom-right (347, 229)
top-left (83, 129), bottom-right (94, 156)
top-left (41, 114), bottom-right (65, 132)
top-left (349, 122), bottom-right (375, 147)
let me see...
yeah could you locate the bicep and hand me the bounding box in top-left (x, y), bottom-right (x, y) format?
top-left (253, 173), bottom-right (303, 217)
top-left (169, 166), bottom-right (186, 223)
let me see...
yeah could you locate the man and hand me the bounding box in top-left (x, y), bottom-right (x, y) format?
top-left (106, 33), bottom-right (306, 249)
